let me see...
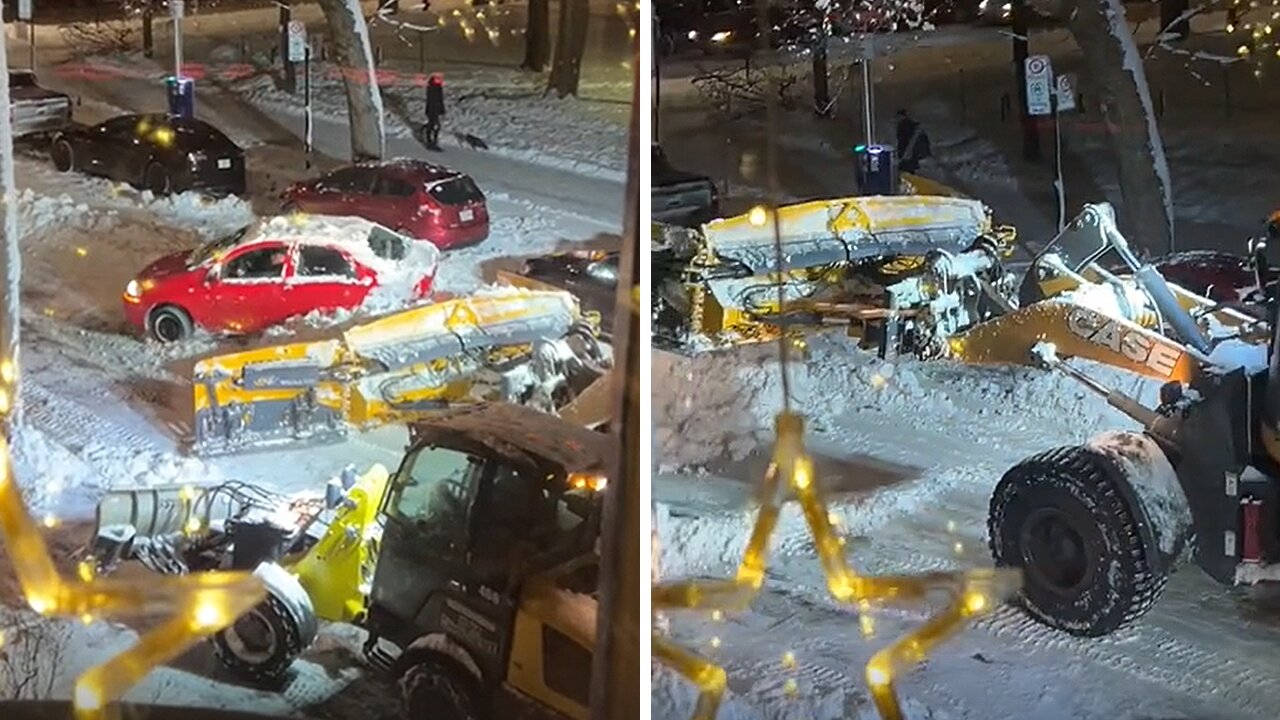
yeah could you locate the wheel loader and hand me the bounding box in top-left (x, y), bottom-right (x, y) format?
top-left (88, 402), bottom-right (614, 720)
top-left (653, 197), bottom-right (1260, 384)
top-left (984, 231), bottom-right (1280, 637)
top-left (190, 286), bottom-right (612, 456)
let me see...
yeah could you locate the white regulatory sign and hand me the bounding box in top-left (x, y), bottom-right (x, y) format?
top-left (170, 0), bottom-right (184, 18)
top-left (1025, 54), bottom-right (1053, 116)
top-left (17, 0), bottom-right (32, 22)
top-left (1056, 73), bottom-right (1077, 112)
top-left (287, 20), bottom-right (308, 63)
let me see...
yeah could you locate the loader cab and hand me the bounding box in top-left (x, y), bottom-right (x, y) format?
top-left (366, 432), bottom-right (603, 686)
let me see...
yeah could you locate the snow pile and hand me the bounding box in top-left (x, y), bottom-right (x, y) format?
top-left (1208, 338), bottom-right (1269, 373)
top-left (11, 425), bottom-right (220, 518)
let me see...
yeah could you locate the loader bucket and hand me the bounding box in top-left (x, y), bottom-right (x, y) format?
top-left (191, 288), bottom-right (591, 456)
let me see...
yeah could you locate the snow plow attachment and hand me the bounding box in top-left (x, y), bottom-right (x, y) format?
top-left (191, 287), bottom-right (609, 455)
top-left (653, 194), bottom-right (1017, 352)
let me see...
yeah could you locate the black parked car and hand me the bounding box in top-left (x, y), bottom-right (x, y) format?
top-left (49, 114), bottom-right (246, 197)
top-left (652, 144), bottom-right (719, 227)
top-left (522, 250), bottom-right (620, 335)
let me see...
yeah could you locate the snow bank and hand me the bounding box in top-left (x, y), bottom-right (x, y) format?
top-left (230, 63), bottom-right (626, 181)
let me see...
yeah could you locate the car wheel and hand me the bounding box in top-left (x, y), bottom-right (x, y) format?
top-left (144, 162), bottom-right (172, 195)
top-left (148, 306), bottom-right (194, 344)
top-left (51, 139), bottom-right (74, 173)
top-left (988, 444), bottom-right (1169, 637)
top-left (401, 659), bottom-right (482, 720)
top-left (212, 591), bottom-right (311, 684)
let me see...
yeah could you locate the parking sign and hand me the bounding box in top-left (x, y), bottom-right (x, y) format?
top-left (1056, 73), bottom-right (1077, 112)
top-left (288, 20), bottom-right (307, 62)
top-left (1025, 55), bottom-right (1053, 116)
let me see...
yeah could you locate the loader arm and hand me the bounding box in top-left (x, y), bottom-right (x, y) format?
top-left (192, 288), bottom-right (605, 455)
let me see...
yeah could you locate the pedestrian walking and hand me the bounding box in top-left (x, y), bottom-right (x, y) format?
top-left (895, 109), bottom-right (932, 174)
top-left (424, 72), bottom-right (446, 151)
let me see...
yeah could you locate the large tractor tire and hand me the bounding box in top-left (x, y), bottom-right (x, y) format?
top-left (988, 437), bottom-right (1183, 637)
top-left (211, 563), bottom-right (318, 684)
top-left (401, 658), bottom-right (482, 720)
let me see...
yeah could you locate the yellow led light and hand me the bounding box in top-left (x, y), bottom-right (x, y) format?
top-left (0, 388), bottom-right (10, 415)
top-left (0, 359), bottom-right (14, 384)
top-left (42, 514), bottom-right (58, 528)
top-left (0, 434), bottom-right (266, 720)
top-left (654, 412), bottom-right (1022, 719)
top-left (782, 650), bottom-right (796, 668)
top-left (709, 636), bottom-right (721, 648)
top-left (747, 205), bottom-right (768, 227)
top-left (75, 247), bottom-right (88, 257)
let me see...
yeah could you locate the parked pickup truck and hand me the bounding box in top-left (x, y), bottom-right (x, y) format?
top-left (10, 70), bottom-right (71, 138)
top-left (652, 143), bottom-right (719, 227)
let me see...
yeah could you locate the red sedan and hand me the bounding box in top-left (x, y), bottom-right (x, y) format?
top-left (123, 215), bottom-right (440, 342)
top-left (281, 159), bottom-right (489, 250)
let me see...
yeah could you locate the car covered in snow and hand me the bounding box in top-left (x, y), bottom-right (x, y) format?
top-left (281, 159), bottom-right (489, 250)
top-left (9, 70), bottom-right (72, 138)
top-left (122, 215), bottom-right (440, 343)
top-left (50, 113), bottom-right (246, 197)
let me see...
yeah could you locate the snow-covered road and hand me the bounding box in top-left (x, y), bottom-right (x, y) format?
top-left (653, 335), bottom-right (1280, 720)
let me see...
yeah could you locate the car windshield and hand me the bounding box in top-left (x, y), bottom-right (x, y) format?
top-left (187, 226), bottom-right (249, 268)
top-left (427, 177), bottom-right (484, 206)
top-left (9, 71), bottom-right (36, 88)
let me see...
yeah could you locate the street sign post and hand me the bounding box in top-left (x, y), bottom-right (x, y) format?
top-left (172, 0), bottom-right (184, 81)
top-left (287, 20), bottom-right (306, 63)
top-left (1025, 55), bottom-right (1052, 116)
top-left (1056, 74), bottom-right (1077, 112)
top-left (18, 0), bottom-right (33, 71)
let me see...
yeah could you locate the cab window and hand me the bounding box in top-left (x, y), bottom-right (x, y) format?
top-left (297, 246), bottom-right (355, 279)
top-left (389, 446), bottom-right (486, 551)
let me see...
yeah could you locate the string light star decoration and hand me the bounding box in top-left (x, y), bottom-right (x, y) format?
top-left (652, 408), bottom-right (1021, 718)
top-left (0, 429), bottom-right (266, 720)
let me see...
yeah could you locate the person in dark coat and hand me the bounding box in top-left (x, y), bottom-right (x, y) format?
top-left (424, 73), bottom-right (446, 151)
top-left (895, 109), bottom-right (932, 173)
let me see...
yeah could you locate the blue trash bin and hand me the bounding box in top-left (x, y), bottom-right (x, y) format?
top-left (853, 144), bottom-right (900, 196)
top-left (165, 76), bottom-right (195, 119)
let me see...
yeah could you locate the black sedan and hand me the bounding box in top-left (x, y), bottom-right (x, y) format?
top-left (49, 114), bottom-right (246, 197)
top-left (522, 250), bottom-right (620, 335)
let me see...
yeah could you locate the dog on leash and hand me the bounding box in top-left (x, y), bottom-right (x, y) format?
top-left (453, 132), bottom-right (490, 151)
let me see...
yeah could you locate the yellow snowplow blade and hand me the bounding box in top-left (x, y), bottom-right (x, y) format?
top-left (192, 287), bottom-right (590, 455)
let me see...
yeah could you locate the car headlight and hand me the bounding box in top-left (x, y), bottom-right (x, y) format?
top-left (711, 30), bottom-right (732, 43)
top-left (125, 280), bottom-right (140, 298)
top-left (978, 0), bottom-right (988, 10)
top-left (687, 29), bottom-right (698, 40)
top-left (1002, 2), bottom-right (1011, 11)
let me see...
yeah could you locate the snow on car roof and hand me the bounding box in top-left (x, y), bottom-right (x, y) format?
top-left (353, 157), bottom-right (461, 182)
top-left (237, 214), bottom-right (440, 275)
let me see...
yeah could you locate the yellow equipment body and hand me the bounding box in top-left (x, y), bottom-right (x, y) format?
top-left (192, 287), bottom-right (605, 455)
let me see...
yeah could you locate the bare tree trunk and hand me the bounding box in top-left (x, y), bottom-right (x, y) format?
top-left (315, 0), bottom-right (385, 161)
top-left (1065, 0), bottom-right (1174, 253)
top-left (547, 0), bottom-right (589, 98)
top-left (0, 11), bottom-right (22, 432)
top-left (812, 14), bottom-right (829, 116)
top-left (522, 0), bottom-right (551, 72)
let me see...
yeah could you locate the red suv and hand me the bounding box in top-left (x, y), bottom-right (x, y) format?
top-left (281, 159), bottom-right (489, 250)
top-left (123, 215), bottom-right (439, 342)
